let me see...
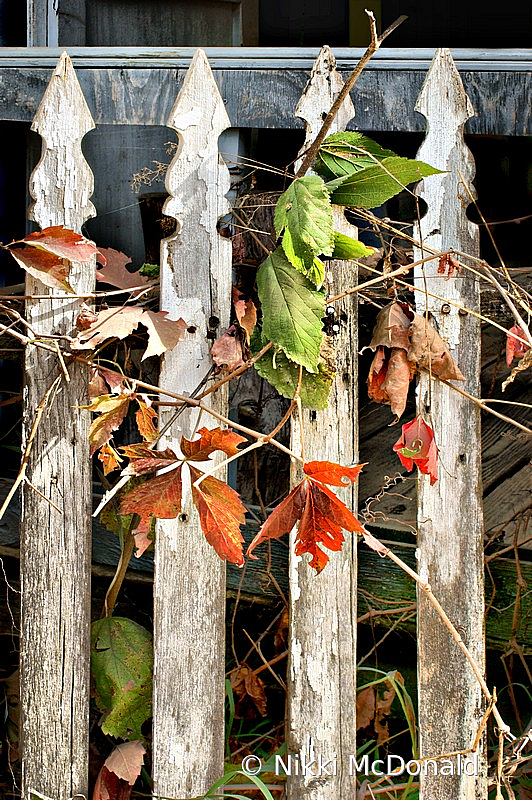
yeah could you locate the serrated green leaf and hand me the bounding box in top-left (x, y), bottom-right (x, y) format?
top-left (315, 132), bottom-right (397, 181)
top-left (254, 345), bottom-right (335, 410)
top-left (91, 617), bottom-right (152, 741)
top-left (331, 157), bottom-right (443, 209)
top-left (257, 247), bottom-right (325, 372)
top-left (281, 227), bottom-right (325, 286)
top-left (274, 175), bottom-right (334, 268)
top-left (332, 231), bottom-right (375, 260)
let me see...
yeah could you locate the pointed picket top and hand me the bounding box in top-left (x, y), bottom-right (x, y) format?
top-left (295, 45), bottom-right (355, 172)
top-left (163, 48), bottom-right (231, 227)
top-left (29, 51), bottom-right (95, 232)
top-left (414, 49), bottom-right (478, 297)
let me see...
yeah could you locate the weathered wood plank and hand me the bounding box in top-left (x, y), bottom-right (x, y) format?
top-left (287, 47), bottom-right (358, 799)
top-left (413, 49), bottom-right (486, 800)
top-left (0, 64), bottom-right (530, 134)
top-left (20, 51), bottom-right (95, 800)
top-left (153, 48), bottom-right (231, 799)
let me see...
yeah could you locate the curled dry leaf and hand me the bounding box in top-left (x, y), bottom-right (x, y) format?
top-left (506, 324), bottom-right (531, 368)
top-left (96, 248), bottom-right (152, 296)
top-left (71, 306), bottom-right (188, 361)
top-left (368, 302), bottom-right (412, 351)
top-left (248, 460), bottom-right (367, 573)
top-left (211, 325), bottom-right (244, 370)
top-left (393, 415), bottom-right (438, 485)
top-left (83, 393), bottom-right (132, 456)
top-left (230, 663), bottom-right (267, 718)
top-left (232, 286), bottom-right (257, 343)
top-left (368, 346), bottom-right (414, 420)
top-left (437, 253), bottom-right (461, 279)
top-left (407, 314), bottom-right (465, 381)
top-left (356, 686), bottom-right (376, 731)
top-left (7, 225), bottom-right (101, 293)
top-left (502, 346), bottom-right (532, 392)
top-left (76, 303), bottom-right (98, 331)
top-left (92, 740), bottom-right (146, 800)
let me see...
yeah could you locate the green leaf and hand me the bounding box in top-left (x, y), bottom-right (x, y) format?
top-left (91, 616), bottom-right (153, 740)
top-left (274, 175), bottom-right (334, 268)
top-left (281, 227), bottom-right (325, 285)
top-left (315, 131), bottom-right (397, 180)
top-left (257, 247), bottom-right (325, 371)
top-left (332, 231), bottom-right (375, 260)
top-left (253, 334), bottom-right (335, 410)
top-left (330, 157), bottom-right (443, 209)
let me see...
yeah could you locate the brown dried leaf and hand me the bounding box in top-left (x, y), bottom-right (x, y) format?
top-left (374, 680), bottom-right (397, 746)
top-left (232, 286), bottom-right (257, 343)
top-left (356, 686), bottom-right (376, 731)
top-left (437, 253), bottom-right (461, 279)
top-left (96, 248), bottom-right (151, 296)
top-left (367, 347), bottom-right (413, 420)
top-left (369, 302), bottom-right (412, 351)
top-left (274, 607), bottom-right (289, 654)
top-left (211, 325), bottom-right (244, 370)
top-left (230, 663), bottom-right (267, 718)
top-left (407, 313), bottom-right (465, 381)
top-left (104, 740), bottom-right (146, 785)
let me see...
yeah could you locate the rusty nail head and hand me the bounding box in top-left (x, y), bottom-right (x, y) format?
top-left (458, 308), bottom-right (468, 317)
top-left (441, 304), bottom-right (451, 314)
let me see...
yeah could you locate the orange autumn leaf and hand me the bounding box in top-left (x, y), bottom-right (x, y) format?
top-left (180, 426), bottom-right (247, 461)
top-left (7, 226), bottom-right (101, 293)
top-left (232, 286), bottom-right (257, 343)
top-left (98, 442), bottom-right (123, 475)
top-left (83, 393), bottom-right (131, 456)
top-left (393, 415), bottom-right (438, 485)
top-left (120, 465), bottom-right (184, 528)
top-left (190, 466), bottom-right (246, 565)
top-left (247, 459), bottom-right (368, 573)
top-left (135, 397), bottom-right (158, 441)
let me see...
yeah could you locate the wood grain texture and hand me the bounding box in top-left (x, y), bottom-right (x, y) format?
top-left (287, 48), bottom-right (358, 799)
top-left (413, 49), bottom-right (486, 800)
top-left (20, 51), bottom-right (95, 800)
top-left (0, 64), bottom-right (530, 134)
top-left (153, 49), bottom-right (231, 799)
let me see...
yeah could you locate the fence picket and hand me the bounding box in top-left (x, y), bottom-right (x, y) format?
top-left (413, 48), bottom-right (486, 800)
top-left (153, 48), bottom-right (232, 799)
top-left (287, 46), bottom-right (359, 799)
top-left (21, 51), bottom-right (95, 800)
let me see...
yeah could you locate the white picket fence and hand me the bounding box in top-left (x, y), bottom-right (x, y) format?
top-left (19, 46), bottom-right (486, 800)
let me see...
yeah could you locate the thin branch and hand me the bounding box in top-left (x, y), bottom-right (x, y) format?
top-left (295, 12), bottom-right (408, 177)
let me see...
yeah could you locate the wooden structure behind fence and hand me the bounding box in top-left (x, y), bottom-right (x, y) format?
top-left (19, 46), bottom-right (488, 800)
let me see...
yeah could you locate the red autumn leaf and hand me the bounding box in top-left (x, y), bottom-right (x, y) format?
top-left (83, 393), bottom-right (131, 456)
top-left (96, 248), bottom-right (152, 296)
top-left (7, 226), bottom-right (101, 293)
top-left (303, 460), bottom-right (365, 486)
top-left (506, 324), bottom-right (530, 367)
top-left (232, 286), bottom-right (257, 343)
top-left (393, 415), bottom-right (438, 485)
top-left (247, 460), bottom-right (367, 573)
top-left (180, 426), bottom-right (247, 462)
top-left (122, 444), bottom-right (179, 476)
top-left (230, 662), bottom-right (268, 718)
top-left (71, 306), bottom-right (188, 361)
top-left (135, 397), bottom-right (157, 441)
top-left (189, 466), bottom-right (246, 565)
top-left (437, 253), bottom-right (461, 279)
top-left (120, 465), bottom-right (184, 528)
top-left (211, 325), bottom-right (244, 370)
top-left (93, 741), bottom-right (146, 800)
top-left (98, 442), bottom-right (123, 475)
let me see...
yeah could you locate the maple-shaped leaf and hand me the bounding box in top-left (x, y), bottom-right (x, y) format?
top-left (190, 466), bottom-right (246, 565)
top-left (135, 396), bottom-right (157, 441)
top-left (82, 393), bottom-right (131, 456)
top-left (96, 247), bottom-right (152, 296)
top-left (247, 459), bottom-right (367, 573)
top-left (211, 325), bottom-right (244, 370)
top-left (180, 426), bottom-right (247, 461)
top-left (393, 415), bottom-right (438, 485)
top-left (71, 307), bottom-right (187, 361)
top-left (120, 464), bottom-right (183, 528)
top-left (506, 324), bottom-right (530, 367)
top-left (7, 226), bottom-right (101, 292)
top-left (232, 286), bottom-right (257, 343)
top-left (230, 662), bottom-right (267, 718)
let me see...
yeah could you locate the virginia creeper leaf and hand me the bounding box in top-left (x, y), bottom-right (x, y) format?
top-left (189, 466), bottom-right (246, 565)
top-left (257, 247), bottom-right (324, 371)
top-left (180, 426), bottom-right (247, 461)
top-left (274, 175), bottom-right (334, 268)
top-left (303, 460), bottom-right (365, 486)
top-left (91, 617), bottom-right (152, 741)
top-left (330, 157), bottom-right (442, 209)
top-left (135, 397), bottom-right (158, 442)
top-left (98, 442), bottom-right (123, 475)
top-left (71, 306), bottom-right (187, 361)
top-left (122, 444), bottom-right (179, 476)
top-left (83, 393), bottom-right (131, 456)
top-left (393, 415), bottom-right (438, 485)
top-left (120, 464), bottom-right (183, 527)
